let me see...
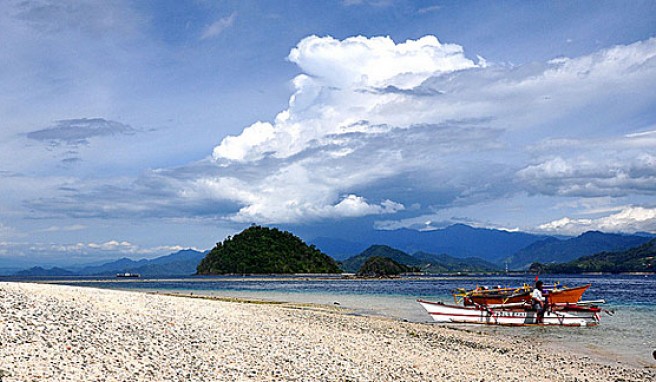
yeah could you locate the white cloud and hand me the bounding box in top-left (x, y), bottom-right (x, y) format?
top-left (519, 157), bottom-right (574, 178)
top-left (518, 149), bottom-right (656, 198)
top-left (213, 121), bottom-right (275, 161)
top-left (625, 129), bottom-right (656, 139)
top-left (329, 195), bottom-right (404, 218)
top-left (538, 206), bottom-right (656, 235)
top-left (200, 13), bottom-right (236, 40)
top-left (87, 240), bottom-right (133, 251)
top-left (288, 35), bottom-right (476, 90)
top-left (214, 35), bottom-right (479, 162)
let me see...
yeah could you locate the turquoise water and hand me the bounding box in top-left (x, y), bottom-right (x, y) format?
top-left (31, 274), bottom-right (656, 368)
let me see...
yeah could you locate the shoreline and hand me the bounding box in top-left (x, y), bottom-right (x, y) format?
top-left (155, 289), bottom-right (656, 369)
top-left (1, 282), bottom-right (654, 381)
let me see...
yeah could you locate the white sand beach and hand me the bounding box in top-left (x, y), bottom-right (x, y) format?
top-left (0, 282), bottom-right (654, 381)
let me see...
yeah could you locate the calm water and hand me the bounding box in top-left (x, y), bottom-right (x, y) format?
top-left (19, 274), bottom-right (656, 368)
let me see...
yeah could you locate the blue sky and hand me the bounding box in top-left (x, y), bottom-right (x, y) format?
top-left (1, 0), bottom-right (655, 266)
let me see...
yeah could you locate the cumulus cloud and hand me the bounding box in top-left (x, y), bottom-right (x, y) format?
top-left (213, 35), bottom-right (478, 162)
top-left (289, 35), bottom-right (476, 89)
top-left (332, 195), bottom-right (404, 217)
top-left (538, 206), bottom-right (656, 235)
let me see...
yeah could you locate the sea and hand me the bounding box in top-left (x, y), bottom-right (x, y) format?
top-left (11, 274), bottom-right (656, 368)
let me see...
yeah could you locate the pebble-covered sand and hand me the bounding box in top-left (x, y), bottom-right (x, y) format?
top-left (0, 283), bottom-right (653, 382)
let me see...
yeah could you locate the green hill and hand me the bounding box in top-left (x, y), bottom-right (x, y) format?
top-left (196, 225), bottom-right (341, 274)
top-left (541, 238), bottom-right (656, 274)
top-left (356, 257), bottom-right (412, 277)
top-left (340, 245), bottom-right (422, 273)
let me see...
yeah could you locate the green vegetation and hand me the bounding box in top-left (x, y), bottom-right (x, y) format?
top-left (538, 238), bottom-right (656, 274)
top-left (196, 225), bottom-right (341, 275)
top-left (355, 256), bottom-right (413, 277)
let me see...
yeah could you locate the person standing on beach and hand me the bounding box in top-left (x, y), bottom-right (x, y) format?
top-left (532, 280), bottom-right (547, 323)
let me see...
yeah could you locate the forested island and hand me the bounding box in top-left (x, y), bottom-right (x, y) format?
top-left (196, 225), bottom-right (341, 274)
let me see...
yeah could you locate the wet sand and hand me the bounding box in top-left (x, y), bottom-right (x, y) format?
top-left (1, 282), bottom-right (654, 381)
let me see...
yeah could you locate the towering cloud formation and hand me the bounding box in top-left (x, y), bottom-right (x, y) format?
top-left (213, 35), bottom-right (479, 162)
top-left (206, 35), bottom-right (483, 223)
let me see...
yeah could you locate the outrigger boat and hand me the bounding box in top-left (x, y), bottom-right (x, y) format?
top-left (419, 281), bottom-right (608, 326)
top-left (452, 283), bottom-right (590, 306)
top-left (417, 299), bottom-right (604, 327)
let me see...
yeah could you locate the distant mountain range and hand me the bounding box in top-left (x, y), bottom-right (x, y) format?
top-left (312, 224), bottom-right (549, 262)
top-left (340, 245), bottom-right (500, 273)
top-left (14, 249), bottom-right (207, 277)
top-left (15, 266), bottom-right (76, 277)
top-left (312, 225), bottom-right (654, 270)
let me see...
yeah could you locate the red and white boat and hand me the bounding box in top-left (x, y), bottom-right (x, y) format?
top-left (417, 299), bottom-right (603, 327)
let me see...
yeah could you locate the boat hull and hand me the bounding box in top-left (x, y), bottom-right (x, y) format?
top-left (418, 299), bottom-right (600, 327)
top-left (547, 284), bottom-right (591, 304)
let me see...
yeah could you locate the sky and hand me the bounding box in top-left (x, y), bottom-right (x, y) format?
top-left (1, 0), bottom-right (655, 266)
